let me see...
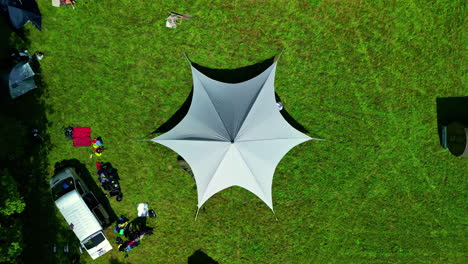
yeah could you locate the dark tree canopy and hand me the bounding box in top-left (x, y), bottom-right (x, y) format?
top-left (0, 169), bottom-right (25, 263)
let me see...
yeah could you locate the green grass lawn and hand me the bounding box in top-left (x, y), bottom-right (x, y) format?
top-left (2, 0), bottom-right (466, 263)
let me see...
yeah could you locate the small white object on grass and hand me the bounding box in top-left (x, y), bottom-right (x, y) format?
top-left (166, 16), bottom-right (177, 28)
top-left (137, 203), bottom-right (149, 217)
top-left (36, 52), bottom-right (44, 60)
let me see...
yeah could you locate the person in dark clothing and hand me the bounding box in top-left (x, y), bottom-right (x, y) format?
top-left (31, 128), bottom-right (43, 144)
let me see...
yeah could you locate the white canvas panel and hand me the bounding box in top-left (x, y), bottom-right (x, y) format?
top-left (197, 144), bottom-right (266, 208)
top-left (152, 139), bottom-right (230, 203)
top-left (156, 77), bottom-right (230, 141)
top-left (151, 59), bottom-right (317, 214)
top-left (190, 64), bottom-right (276, 140)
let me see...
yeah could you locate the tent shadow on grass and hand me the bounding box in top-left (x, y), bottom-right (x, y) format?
top-left (191, 56), bottom-right (275, 84)
top-left (436, 96), bottom-right (468, 145)
top-left (151, 56), bottom-right (308, 134)
top-left (187, 249), bottom-right (218, 264)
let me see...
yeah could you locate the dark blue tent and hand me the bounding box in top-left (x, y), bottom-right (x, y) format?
top-left (9, 61), bottom-right (36, 99)
top-left (0, 0), bottom-right (41, 30)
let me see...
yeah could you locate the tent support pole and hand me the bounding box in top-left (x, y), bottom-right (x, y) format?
top-left (311, 137), bottom-right (326, 141)
top-left (274, 48), bottom-right (286, 62)
top-left (272, 209), bottom-right (278, 221)
top-left (183, 53), bottom-right (191, 64)
top-left (195, 207), bottom-right (200, 221)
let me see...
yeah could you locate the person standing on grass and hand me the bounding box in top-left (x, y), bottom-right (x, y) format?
top-left (31, 129), bottom-right (43, 144)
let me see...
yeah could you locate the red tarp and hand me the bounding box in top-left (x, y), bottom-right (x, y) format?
top-left (72, 127), bottom-right (91, 147)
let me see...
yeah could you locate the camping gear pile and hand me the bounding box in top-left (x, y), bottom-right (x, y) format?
top-left (114, 216), bottom-right (130, 236)
top-left (92, 137), bottom-right (105, 156)
top-left (96, 162), bottom-right (123, 201)
top-left (116, 227), bottom-right (153, 254)
top-left (115, 213), bottom-right (154, 255)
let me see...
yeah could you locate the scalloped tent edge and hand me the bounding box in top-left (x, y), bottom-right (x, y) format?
top-left (151, 55), bottom-right (321, 218)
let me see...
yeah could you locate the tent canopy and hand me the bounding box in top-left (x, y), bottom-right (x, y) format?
top-left (152, 58), bottom-right (317, 212)
top-left (0, 0), bottom-right (41, 30)
top-left (9, 61), bottom-right (36, 99)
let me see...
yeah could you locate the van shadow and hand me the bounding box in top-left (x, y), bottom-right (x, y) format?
top-left (187, 249), bottom-right (218, 264)
top-left (436, 96), bottom-right (468, 145)
top-left (54, 159), bottom-right (118, 228)
top-left (151, 56), bottom-right (308, 134)
top-left (109, 257), bottom-right (130, 264)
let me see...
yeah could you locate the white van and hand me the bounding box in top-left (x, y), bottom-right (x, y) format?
top-left (50, 167), bottom-right (113, 259)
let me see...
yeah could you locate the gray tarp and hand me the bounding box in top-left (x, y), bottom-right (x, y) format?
top-left (9, 61), bottom-right (36, 99)
top-left (152, 60), bottom-right (319, 213)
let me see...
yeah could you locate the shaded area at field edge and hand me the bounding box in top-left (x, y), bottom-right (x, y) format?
top-left (0, 21), bottom-right (80, 264)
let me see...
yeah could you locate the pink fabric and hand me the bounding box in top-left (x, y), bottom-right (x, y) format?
top-left (72, 127), bottom-right (91, 147)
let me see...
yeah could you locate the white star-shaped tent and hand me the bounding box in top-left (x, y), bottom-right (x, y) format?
top-left (152, 58), bottom-right (319, 215)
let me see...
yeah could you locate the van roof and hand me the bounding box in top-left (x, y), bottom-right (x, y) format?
top-left (55, 190), bottom-right (102, 242)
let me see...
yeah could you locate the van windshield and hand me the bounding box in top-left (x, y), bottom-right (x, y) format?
top-left (83, 233), bottom-right (105, 250)
top-left (51, 177), bottom-right (75, 200)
